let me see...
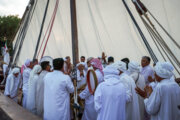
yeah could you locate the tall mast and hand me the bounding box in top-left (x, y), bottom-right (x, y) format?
top-left (70, 1), bottom-right (79, 119)
top-left (70, 0), bottom-right (79, 65)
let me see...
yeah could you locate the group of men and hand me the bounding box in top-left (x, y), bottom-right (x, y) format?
top-left (3, 54), bottom-right (180, 120)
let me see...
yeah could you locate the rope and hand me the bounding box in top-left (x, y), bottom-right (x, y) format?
top-left (147, 10), bottom-right (180, 49)
top-left (140, 15), bottom-right (180, 75)
top-left (153, 26), bottom-right (180, 67)
top-left (12, 0), bottom-right (38, 66)
top-left (33, 0), bottom-right (50, 59)
top-left (11, 6), bottom-right (33, 66)
top-left (13, 5), bottom-right (34, 65)
top-left (36, 1), bottom-right (56, 58)
top-left (122, 0), bottom-right (158, 63)
top-left (9, 0), bottom-right (38, 47)
top-left (132, 0), bottom-right (180, 75)
top-left (142, 14), bottom-right (180, 67)
top-left (140, 16), bottom-right (166, 61)
top-left (41, 0), bottom-right (59, 58)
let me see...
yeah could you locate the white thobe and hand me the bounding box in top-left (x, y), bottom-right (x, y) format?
top-left (22, 68), bottom-right (31, 108)
top-left (26, 74), bottom-right (39, 114)
top-left (64, 62), bottom-right (68, 73)
top-left (3, 52), bottom-right (10, 77)
top-left (44, 71), bottom-right (74, 120)
top-left (4, 74), bottom-right (21, 102)
top-left (35, 70), bottom-right (48, 117)
top-left (119, 73), bottom-right (140, 120)
top-left (144, 79), bottom-right (180, 120)
top-left (94, 74), bottom-right (131, 120)
top-left (84, 63), bottom-right (89, 72)
top-left (77, 69), bottom-right (86, 89)
top-left (3, 51), bottom-right (10, 64)
top-left (130, 72), bottom-right (146, 120)
top-left (140, 65), bottom-right (154, 85)
top-left (140, 65), bottom-right (155, 120)
top-left (79, 69), bottom-right (104, 120)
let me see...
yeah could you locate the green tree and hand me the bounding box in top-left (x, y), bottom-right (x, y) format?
top-left (0, 15), bottom-right (21, 55)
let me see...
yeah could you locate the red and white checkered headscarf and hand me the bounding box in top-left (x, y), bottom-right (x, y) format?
top-left (91, 58), bottom-right (104, 75)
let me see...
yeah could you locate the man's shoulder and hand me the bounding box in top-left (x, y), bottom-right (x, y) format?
top-left (95, 70), bottom-right (103, 77)
top-left (45, 71), bottom-right (70, 80)
top-left (44, 71), bottom-right (54, 78)
top-left (121, 73), bottom-right (132, 79)
top-left (7, 74), bottom-right (13, 79)
top-left (62, 74), bottom-right (71, 80)
top-left (146, 65), bottom-right (154, 71)
top-left (96, 82), bottom-right (105, 90)
top-left (24, 68), bottom-right (31, 73)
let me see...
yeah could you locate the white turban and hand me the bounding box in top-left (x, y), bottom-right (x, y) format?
top-left (103, 65), bottom-right (119, 76)
top-left (25, 59), bottom-right (31, 67)
top-left (111, 61), bottom-right (127, 72)
top-left (29, 65), bottom-right (42, 81)
top-left (128, 61), bottom-right (140, 73)
top-left (12, 68), bottom-right (20, 74)
top-left (154, 62), bottom-right (174, 79)
top-left (76, 62), bottom-right (85, 67)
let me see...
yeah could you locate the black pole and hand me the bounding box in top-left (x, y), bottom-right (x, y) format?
top-left (122, 0), bottom-right (158, 63)
top-left (33, 0), bottom-right (49, 59)
top-left (70, 0), bottom-right (79, 66)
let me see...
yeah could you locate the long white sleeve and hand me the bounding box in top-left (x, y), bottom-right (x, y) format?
top-left (94, 85), bottom-right (102, 113)
top-left (144, 86), bottom-right (161, 115)
top-left (66, 76), bottom-right (74, 93)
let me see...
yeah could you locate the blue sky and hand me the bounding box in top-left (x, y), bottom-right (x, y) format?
top-left (0, 0), bottom-right (29, 18)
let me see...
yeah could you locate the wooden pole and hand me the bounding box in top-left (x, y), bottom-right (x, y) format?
top-left (70, 1), bottom-right (79, 119)
top-left (70, 0), bottom-right (79, 65)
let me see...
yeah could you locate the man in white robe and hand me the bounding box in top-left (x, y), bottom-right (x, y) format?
top-left (80, 56), bottom-right (86, 62)
top-left (137, 62), bottom-right (180, 120)
top-left (4, 68), bottom-right (21, 102)
top-left (94, 64), bottom-right (131, 120)
top-left (76, 62), bottom-right (86, 89)
top-left (85, 57), bottom-right (93, 71)
top-left (140, 56), bottom-right (155, 120)
top-left (107, 56), bottom-right (114, 65)
top-left (44, 58), bottom-right (74, 120)
top-left (140, 56), bottom-right (154, 85)
top-left (128, 61), bottom-right (146, 120)
top-left (22, 59), bottom-right (33, 108)
top-left (26, 65), bottom-right (42, 114)
top-left (112, 61), bottom-right (140, 120)
top-left (79, 58), bottom-right (104, 120)
top-left (63, 56), bottom-right (72, 75)
top-left (1, 49), bottom-right (10, 84)
top-left (35, 61), bottom-right (50, 117)
top-left (121, 58), bottom-right (130, 75)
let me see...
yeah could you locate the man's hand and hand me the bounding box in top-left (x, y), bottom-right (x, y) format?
top-left (102, 52), bottom-right (107, 59)
top-left (80, 71), bottom-right (84, 77)
top-left (148, 76), bottom-right (155, 83)
top-left (144, 85), bottom-right (153, 97)
top-left (135, 87), bottom-right (147, 98)
top-left (175, 78), bottom-right (180, 84)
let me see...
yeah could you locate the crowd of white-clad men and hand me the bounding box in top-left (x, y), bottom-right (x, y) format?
top-left (3, 50), bottom-right (180, 120)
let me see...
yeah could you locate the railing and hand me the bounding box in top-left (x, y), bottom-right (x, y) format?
top-left (0, 92), bottom-right (41, 120)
